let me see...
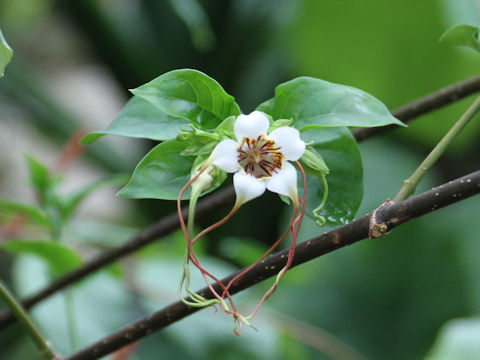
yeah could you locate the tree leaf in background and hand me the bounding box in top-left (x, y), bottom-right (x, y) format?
top-left (118, 139), bottom-right (196, 200)
top-left (425, 317), bottom-right (480, 360)
top-left (0, 199), bottom-right (49, 226)
top-left (25, 155), bottom-right (56, 206)
top-left (81, 97), bottom-right (191, 144)
top-left (2, 240), bottom-right (82, 277)
top-left (301, 127), bottom-right (363, 226)
top-left (11, 255), bottom-right (135, 355)
top-left (439, 25), bottom-right (480, 52)
top-left (59, 173), bottom-right (130, 221)
top-left (0, 28), bottom-right (13, 77)
top-left (131, 69), bottom-right (241, 130)
top-left (257, 77), bottom-right (404, 130)
top-left (168, 0), bottom-right (215, 52)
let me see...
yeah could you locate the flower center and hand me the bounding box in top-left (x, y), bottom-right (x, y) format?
top-left (237, 135), bottom-right (284, 179)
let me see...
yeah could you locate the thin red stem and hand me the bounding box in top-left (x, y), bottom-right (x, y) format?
top-left (221, 205), bottom-right (298, 298)
top-left (176, 169), bottom-right (237, 314)
top-left (192, 206), bottom-right (239, 245)
top-left (246, 161), bottom-right (307, 319)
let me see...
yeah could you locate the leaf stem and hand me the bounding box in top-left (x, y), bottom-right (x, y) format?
top-left (0, 280), bottom-right (57, 360)
top-left (393, 95), bottom-right (480, 202)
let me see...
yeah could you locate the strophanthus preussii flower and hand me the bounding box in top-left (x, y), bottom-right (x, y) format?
top-left (208, 111), bottom-right (305, 206)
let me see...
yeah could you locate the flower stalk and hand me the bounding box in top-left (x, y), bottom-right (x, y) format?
top-left (176, 111), bottom-right (309, 333)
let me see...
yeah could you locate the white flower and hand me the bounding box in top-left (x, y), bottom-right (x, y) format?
top-left (209, 111), bottom-right (305, 205)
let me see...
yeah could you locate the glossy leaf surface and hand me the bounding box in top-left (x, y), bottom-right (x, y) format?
top-left (81, 97), bottom-right (191, 144)
top-left (301, 127), bottom-right (363, 225)
top-left (118, 139), bottom-right (197, 200)
top-left (131, 69), bottom-right (241, 130)
top-left (258, 77), bottom-right (404, 130)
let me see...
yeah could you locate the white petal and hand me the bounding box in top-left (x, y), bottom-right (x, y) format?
top-left (234, 111), bottom-right (270, 141)
top-left (210, 139), bottom-right (239, 173)
top-left (266, 162), bottom-right (298, 198)
top-left (268, 126), bottom-right (305, 161)
top-left (233, 172), bottom-right (266, 204)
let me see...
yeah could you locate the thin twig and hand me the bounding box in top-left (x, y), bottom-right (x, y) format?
top-left (352, 74), bottom-right (480, 141)
top-left (1, 74), bottom-right (479, 331)
top-left (394, 95), bottom-right (480, 201)
top-left (64, 170), bottom-right (480, 360)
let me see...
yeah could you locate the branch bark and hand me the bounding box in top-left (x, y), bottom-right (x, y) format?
top-left (64, 170), bottom-right (480, 360)
top-left (1, 74), bottom-right (479, 331)
top-left (352, 74), bottom-right (480, 141)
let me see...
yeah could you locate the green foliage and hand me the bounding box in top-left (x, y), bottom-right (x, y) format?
top-left (108, 70), bottom-right (398, 226)
top-left (425, 317), bottom-right (480, 360)
top-left (285, 0), bottom-right (480, 151)
top-left (81, 97), bottom-right (191, 144)
top-left (168, 0), bottom-right (215, 52)
top-left (302, 128), bottom-right (362, 225)
top-left (258, 77), bottom-right (404, 130)
top-left (440, 25), bottom-right (480, 52)
top-left (25, 155), bottom-right (57, 207)
top-left (58, 174), bottom-right (129, 221)
top-left (0, 28), bottom-right (12, 77)
top-left (11, 255), bottom-right (136, 355)
top-left (0, 200), bottom-right (49, 226)
top-left (2, 240), bottom-right (82, 277)
top-left (118, 139), bottom-right (195, 200)
top-left (131, 69), bottom-right (241, 130)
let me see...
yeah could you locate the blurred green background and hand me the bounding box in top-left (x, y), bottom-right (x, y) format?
top-left (1, 0), bottom-right (480, 359)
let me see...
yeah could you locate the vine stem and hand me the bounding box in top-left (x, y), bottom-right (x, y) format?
top-left (393, 95), bottom-right (480, 202)
top-left (0, 280), bottom-right (57, 360)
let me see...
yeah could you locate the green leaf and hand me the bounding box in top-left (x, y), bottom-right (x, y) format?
top-left (0, 28), bottom-right (13, 77)
top-left (425, 317), bottom-right (480, 360)
top-left (301, 127), bottom-right (363, 226)
top-left (81, 97), bottom-right (191, 144)
top-left (118, 139), bottom-right (216, 200)
top-left (2, 240), bottom-right (82, 277)
top-left (25, 155), bottom-right (57, 206)
top-left (257, 77), bottom-right (404, 130)
top-left (59, 174), bottom-right (130, 221)
top-left (0, 199), bottom-right (49, 226)
top-left (131, 69), bottom-right (241, 130)
top-left (168, 0), bottom-right (215, 52)
top-left (439, 25), bottom-right (480, 52)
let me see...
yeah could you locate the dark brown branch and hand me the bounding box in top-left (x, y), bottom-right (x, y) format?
top-left (64, 170), bottom-right (480, 360)
top-left (352, 74), bottom-right (480, 142)
top-left (1, 75), bottom-right (479, 331)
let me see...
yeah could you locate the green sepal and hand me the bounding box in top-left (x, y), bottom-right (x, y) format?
top-left (177, 125), bottom-right (220, 156)
top-left (300, 147), bottom-right (330, 177)
top-left (269, 118), bottom-right (293, 132)
top-left (214, 115), bottom-right (237, 139)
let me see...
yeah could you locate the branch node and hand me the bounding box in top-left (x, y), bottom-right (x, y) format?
top-left (369, 199), bottom-right (395, 239)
